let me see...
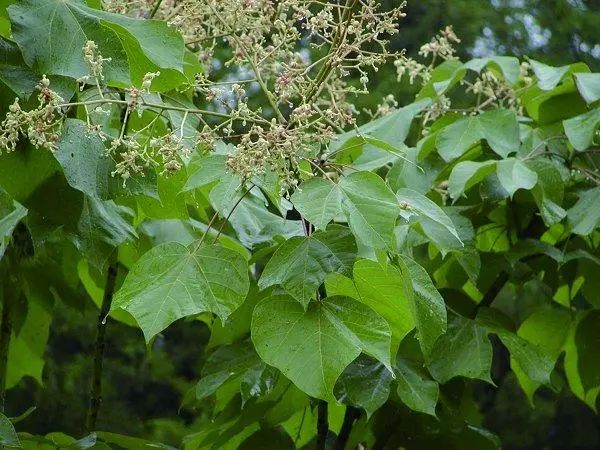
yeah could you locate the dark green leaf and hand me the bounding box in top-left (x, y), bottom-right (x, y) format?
top-left (251, 294), bottom-right (391, 400)
top-left (112, 243), bottom-right (250, 341)
top-left (258, 226), bottom-right (356, 308)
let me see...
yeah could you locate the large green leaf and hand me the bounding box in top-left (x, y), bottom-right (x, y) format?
top-left (574, 73), bottom-right (600, 104)
top-left (251, 294), bottom-right (392, 400)
top-left (112, 243), bottom-right (250, 341)
top-left (72, 197), bottom-right (137, 271)
top-left (335, 355), bottom-right (392, 418)
top-left (293, 173), bottom-right (398, 248)
top-left (567, 187), bottom-right (600, 235)
top-left (448, 160), bottom-right (497, 199)
top-left (195, 341), bottom-right (261, 401)
top-left (397, 188), bottom-right (462, 253)
top-left (496, 158), bottom-right (538, 198)
top-left (258, 226), bottom-right (356, 308)
top-left (338, 172), bottom-right (399, 249)
top-left (290, 178), bottom-right (343, 231)
top-left (6, 272), bottom-right (53, 389)
top-left (529, 60), bottom-right (571, 90)
top-left (525, 159), bottom-right (566, 226)
top-left (395, 355), bottom-right (439, 417)
top-left (398, 256), bottom-right (447, 357)
top-left (353, 259), bottom-right (414, 357)
top-left (564, 311), bottom-right (600, 411)
top-left (427, 314), bottom-right (493, 384)
top-left (54, 119), bottom-right (159, 200)
top-left (436, 109), bottom-right (519, 161)
top-left (464, 57), bottom-right (521, 85)
top-left (512, 308), bottom-right (571, 403)
top-left (8, 0), bottom-right (188, 90)
top-left (563, 108), bottom-right (600, 152)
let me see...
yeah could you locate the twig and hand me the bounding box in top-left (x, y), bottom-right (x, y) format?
top-left (149, 0), bottom-right (164, 19)
top-left (212, 184), bottom-right (255, 243)
top-left (316, 400), bottom-right (329, 450)
top-left (334, 406), bottom-right (361, 450)
top-left (85, 254), bottom-right (119, 433)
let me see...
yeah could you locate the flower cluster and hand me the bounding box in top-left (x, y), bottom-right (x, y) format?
top-left (0, 76), bottom-right (64, 153)
top-left (394, 26), bottom-right (460, 85)
top-left (99, 0), bottom-right (407, 189)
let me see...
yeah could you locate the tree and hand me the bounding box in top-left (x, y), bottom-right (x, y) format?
top-left (0, 1), bottom-right (599, 449)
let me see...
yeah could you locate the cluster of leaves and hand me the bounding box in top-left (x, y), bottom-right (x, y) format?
top-left (0, 1), bottom-right (600, 449)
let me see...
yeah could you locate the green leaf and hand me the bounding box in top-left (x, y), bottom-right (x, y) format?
top-left (9, 0), bottom-right (188, 90)
top-left (529, 60), bottom-right (571, 90)
top-left (563, 108), bottom-right (600, 152)
top-left (574, 73), bottom-right (600, 104)
top-left (6, 272), bottom-right (53, 389)
top-left (395, 355), bottom-right (439, 417)
top-left (564, 311), bottom-right (600, 411)
top-left (291, 178), bottom-right (343, 231)
top-left (0, 413), bottom-right (20, 448)
top-left (335, 355), bottom-right (392, 418)
top-left (72, 197), bottom-right (136, 271)
top-left (427, 314), bottom-right (493, 384)
top-left (436, 109), bottom-right (519, 161)
top-left (496, 158), bottom-right (538, 198)
top-left (112, 243), bottom-right (250, 342)
top-left (251, 294), bottom-right (392, 400)
top-left (339, 172), bottom-right (399, 249)
top-left (353, 259), bottom-right (414, 358)
top-left (328, 100), bottom-right (430, 170)
top-left (526, 159), bottom-right (566, 226)
top-left (417, 59), bottom-right (466, 99)
top-left (210, 184), bottom-right (303, 249)
top-left (195, 341), bottom-right (260, 401)
top-left (0, 36), bottom-right (39, 98)
top-left (448, 160), bottom-right (497, 199)
top-left (0, 188), bottom-right (27, 260)
top-left (464, 56), bottom-right (520, 85)
top-left (182, 154), bottom-right (230, 192)
top-left (293, 172), bottom-right (399, 248)
top-left (397, 256), bottom-right (447, 357)
top-left (54, 119), bottom-right (114, 199)
top-left (397, 188), bottom-right (462, 252)
top-left (258, 226), bottom-right (356, 308)
top-left (54, 119), bottom-right (159, 200)
top-left (567, 187), bottom-right (600, 235)
top-left (573, 310), bottom-right (600, 393)
top-left (512, 308), bottom-right (571, 403)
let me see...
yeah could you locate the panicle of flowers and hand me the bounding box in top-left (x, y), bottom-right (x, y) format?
top-left (78, 41), bottom-right (112, 90)
top-left (422, 95), bottom-right (451, 127)
top-left (0, 76), bottom-right (64, 153)
top-left (465, 70), bottom-right (522, 113)
top-left (418, 26), bottom-right (460, 61)
top-left (394, 26), bottom-right (460, 85)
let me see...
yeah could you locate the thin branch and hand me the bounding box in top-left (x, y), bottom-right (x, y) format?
top-left (149, 0), bottom-right (164, 19)
top-left (316, 400), bottom-right (329, 450)
top-left (334, 406), bottom-right (361, 450)
top-left (85, 254), bottom-right (119, 433)
top-left (212, 184), bottom-right (255, 243)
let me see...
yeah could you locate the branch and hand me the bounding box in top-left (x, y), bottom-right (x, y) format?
top-left (149, 0), bottom-right (164, 19)
top-left (334, 406), bottom-right (361, 450)
top-left (85, 255), bottom-right (119, 433)
top-left (316, 400), bottom-right (329, 450)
